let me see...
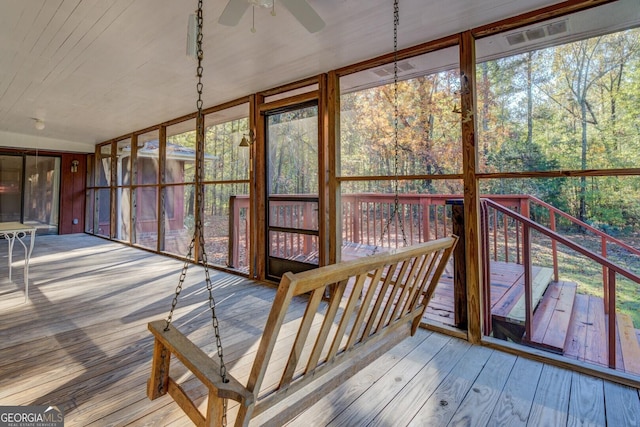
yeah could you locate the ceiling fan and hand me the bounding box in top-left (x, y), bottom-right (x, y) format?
top-left (218, 0), bottom-right (325, 33)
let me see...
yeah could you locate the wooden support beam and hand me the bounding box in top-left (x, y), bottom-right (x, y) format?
top-left (327, 70), bottom-right (339, 265)
top-left (459, 30), bottom-right (482, 344)
top-left (158, 125), bottom-right (167, 252)
top-left (318, 73), bottom-right (330, 267)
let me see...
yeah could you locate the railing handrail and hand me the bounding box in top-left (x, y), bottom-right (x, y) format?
top-left (526, 195), bottom-right (640, 258)
top-left (483, 199), bottom-right (640, 285)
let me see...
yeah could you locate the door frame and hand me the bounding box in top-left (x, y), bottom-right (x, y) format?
top-left (253, 80), bottom-right (329, 282)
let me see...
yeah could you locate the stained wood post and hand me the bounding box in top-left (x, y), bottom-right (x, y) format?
top-left (447, 199), bottom-right (467, 329)
top-left (460, 30), bottom-right (482, 344)
top-left (228, 195), bottom-right (238, 268)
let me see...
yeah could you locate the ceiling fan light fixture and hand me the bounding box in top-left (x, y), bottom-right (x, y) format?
top-left (186, 13), bottom-right (198, 57)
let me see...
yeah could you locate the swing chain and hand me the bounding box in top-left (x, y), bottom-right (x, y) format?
top-left (160, 1), bottom-right (228, 423)
top-left (194, 1), bottom-right (229, 423)
top-left (374, 0), bottom-right (407, 254)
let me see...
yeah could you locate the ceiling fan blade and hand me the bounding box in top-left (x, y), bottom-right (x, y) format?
top-left (279, 0), bottom-right (325, 33)
top-left (218, 0), bottom-right (250, 26)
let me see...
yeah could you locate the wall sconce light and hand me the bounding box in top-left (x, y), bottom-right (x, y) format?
top-left (71, 160), bottom-right (79, 173)
top-left (239, 130), bottom-right (255, 147)
top-left (33, 118), bottom-right (45, 130)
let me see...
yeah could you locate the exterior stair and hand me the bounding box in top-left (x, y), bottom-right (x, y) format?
top-left (617, 313), bottom-right (640, 374)
top-left (491, 266), bottom-right (554, 343)
top-left (528, 280), bottom-right (577, 353)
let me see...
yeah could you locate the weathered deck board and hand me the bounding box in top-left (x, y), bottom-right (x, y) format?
top-left (284, 331), bottom-right (435, 427)
top-left (407, 345), bottom-right (494, 426)
top-left (1, 235), bottom-right (639, 426)
top-left (603, 380), bottom-right (640, 427)
top-left (527, 364), bottom-right (572, 426)
top-left (324, 333), bottom-right (461, 427)
top-left (487, 357), bottom-right (544, 426)
top-left (447, 350), bottom-right (517, 426)
top-left (567, 372), bottom-right (605, 427)
top-left (365, 337), bottom-right (471, 427)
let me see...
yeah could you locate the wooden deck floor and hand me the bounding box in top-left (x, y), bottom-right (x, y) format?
top-left (1, 234), bottom-right (639, 426)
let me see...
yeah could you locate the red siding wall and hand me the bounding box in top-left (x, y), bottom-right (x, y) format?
top-left (59, 153), bottom-right (87, 234)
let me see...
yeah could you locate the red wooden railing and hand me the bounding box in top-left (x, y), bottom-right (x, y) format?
top-left (481, 198), bottom-right (640, 369)
top-left (526, 196), bottom-right (640, 308)
top-left (227, 194), bottom-right (318, 269)
top-left (341, 193), bottom-right (455, 248)
top-left (228, 195), bottom-right (249, 269)
top-left (228, 194), bottom-right (639, 297)
top-left (228, 193), bottom-right (640, 307)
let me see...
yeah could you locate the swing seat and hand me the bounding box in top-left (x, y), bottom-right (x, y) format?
top-left (148, 235), bottom-right (457, 426)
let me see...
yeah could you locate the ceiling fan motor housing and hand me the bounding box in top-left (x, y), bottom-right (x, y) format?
top-left (249, 0), bottom-right (274, 8)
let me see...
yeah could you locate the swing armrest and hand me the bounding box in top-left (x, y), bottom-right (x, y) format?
top-left (148, 320), bottom-right (254, 406)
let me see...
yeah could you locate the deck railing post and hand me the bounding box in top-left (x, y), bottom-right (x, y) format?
top-left (228, 195), bottom-right (238, 268)
top-left (550, 210), bottom-right (559, 282)
top-left (523, 223), bottom-right (533, 341)
top-left (608, 270), bottom-right (616, 369)
top-left (603, 237), bottom-right (609, 314)
top-left (447, 199), bottom-right (467, 329)
top-left (353, 195), bottom-right (360, 244)
top-left (480, 200), bottom-right (492, 336)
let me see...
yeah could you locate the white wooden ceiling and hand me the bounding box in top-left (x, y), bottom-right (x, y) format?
top-left (0, 0), bottom-right (572, 147)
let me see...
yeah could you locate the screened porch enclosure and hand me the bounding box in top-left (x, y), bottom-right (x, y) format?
top-left (80, 0), bottom-right (640, 390)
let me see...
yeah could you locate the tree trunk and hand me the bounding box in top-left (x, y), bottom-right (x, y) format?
top-left (579, 98), bottom-right (588, 222)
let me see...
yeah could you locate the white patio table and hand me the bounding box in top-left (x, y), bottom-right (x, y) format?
top-left (0, 222), bottom-right (36, 302)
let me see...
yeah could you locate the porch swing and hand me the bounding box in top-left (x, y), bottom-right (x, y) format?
top-left (146, 1), bottom-right (457, 426)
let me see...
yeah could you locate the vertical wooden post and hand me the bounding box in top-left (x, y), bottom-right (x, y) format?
top-left (328, 71), bottom-right (340, 264)
top-left (131, 134), bottom-right (138, 245)
top-left (608, 270), bottom-right (616, 369)
top-left (110, 141), bottom-right (117, 239)
top-left (523, 224), bottom-right (533, 341)
top-left (158, 125), bottom-right (167, 252)
top-left (448, 199), bottom-right (467, 329)
top-left (319, 73), bottom-right (331, 266)
top-left (421, 198), bottom-right (429, 242)
top-left (603, 237), bottom-right (609, 314)
top-left (353, 196), bottom-right (360, 244)
top-left (460, 30), bottom-right (482, 344)
top-left (254, 93), bottom-right (266, 280)
top-left (480, 201), bottom-right (492, 335)
top-left (228, 195), bottom-right (238, 268)
top-left (550, 210), bottom-right (559, 282)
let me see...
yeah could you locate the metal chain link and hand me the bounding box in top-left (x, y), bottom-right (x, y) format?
top-left (375, 0), bottom-right (407, 254)
top-left (161, 1), bottom-right (229, 423)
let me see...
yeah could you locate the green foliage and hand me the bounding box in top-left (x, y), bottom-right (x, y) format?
top-left (475, 28), bottom-right (640, 228)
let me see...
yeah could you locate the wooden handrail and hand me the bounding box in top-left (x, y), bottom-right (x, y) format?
top-left (483, 199), bottom-right (640, 284)
top-left (483, 198), bottom-right (640, 370)
top-left (527, 195), bottom-right (640, 257)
